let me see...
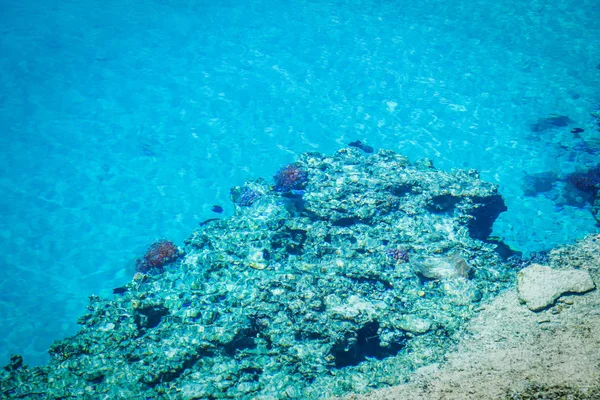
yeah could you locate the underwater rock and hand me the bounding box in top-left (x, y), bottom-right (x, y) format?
top-left (441, 279), bottom-right (482, 305)
top-left (0, 146), bottom-right (516, 399)
top-left (413, 253), bottom-right (472, 281)
top-left (394, 315), bottom-right (431, 334)
top-left (517, 264), bottom-right (595, 311)
top-left (301, 148), bottom-right (506, 239)
top-left (521, 171), bottom-right (557, 197)
top-left (530, 114), bottom-right (573, 132)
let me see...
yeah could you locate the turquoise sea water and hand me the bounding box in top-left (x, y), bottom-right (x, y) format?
top-left (0, 0), bottom-right (599, 367)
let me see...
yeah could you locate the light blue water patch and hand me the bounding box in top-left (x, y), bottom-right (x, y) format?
top-left (0, 0), bottom-right (599, 366)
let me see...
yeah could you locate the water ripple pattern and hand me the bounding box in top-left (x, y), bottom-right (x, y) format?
top-left (0, 0), bottom-right (598, 365)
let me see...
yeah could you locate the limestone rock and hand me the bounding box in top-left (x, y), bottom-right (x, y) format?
top-left (517, 264), bottom-right (595, 311)
top-left (395, 315), bottom-right (432, 334)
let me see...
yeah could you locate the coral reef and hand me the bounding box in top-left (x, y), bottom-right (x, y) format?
top-left (135, 240), bottom-right (182, 274)
top-left (1, 147), bottom-right (515, 399)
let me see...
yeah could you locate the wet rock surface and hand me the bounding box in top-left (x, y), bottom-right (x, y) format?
top-left (1, 147), bottom-right (515, 399)
top-left (343, 234), bottom-right (600, 400)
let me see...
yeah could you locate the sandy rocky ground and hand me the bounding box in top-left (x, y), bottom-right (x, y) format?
top-left (341, 235), bottom-right (600, 400)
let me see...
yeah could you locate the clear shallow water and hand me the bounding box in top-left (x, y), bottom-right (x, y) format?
top-left (0, 0), bottom-right (598, 366)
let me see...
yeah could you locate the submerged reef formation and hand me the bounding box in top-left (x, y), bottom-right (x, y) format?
top-left (522, 163), bottom-right (600, 226)
top-left (521, 105), bottom-right (600, 226)
top-left (530, 114), bottom-right (573, 132)
top-left (1, 147), bottom-right (516, 399)
top-left (566, 164), bottom-right (600, 195)
top-left (566, 165), bottom-right (600, 225)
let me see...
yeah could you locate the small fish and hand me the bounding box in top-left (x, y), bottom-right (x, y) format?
top-left (211, 205), bottom-right (223, 213)
top-left (140, 143), bottom-right (156, 157)
top-left (199, 218), bottom-right (220, 227)
top-left (281, 189), bottom-right (306, 199)
top-left (570, 128), bottom-right (584, 134)
top-left (113, 286), bottom-right (128, 295)
top-left (262, 249), bottom-right (271, 261)
top-left (348, 140), bottom-right (374, 153)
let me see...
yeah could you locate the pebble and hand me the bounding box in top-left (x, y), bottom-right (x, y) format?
top-left (536, 316), bottom-right (551, 324)
top-left (550, 305), bottom-right (563, 314)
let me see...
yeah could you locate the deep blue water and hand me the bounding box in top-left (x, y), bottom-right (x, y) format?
top-left (1, 0), bottom-right (599, 366)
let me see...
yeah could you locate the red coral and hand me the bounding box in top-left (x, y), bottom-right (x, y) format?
top-left (136, 240), bottom-right (181, 274)
top-left (273, 163), bottom-right (308, 192)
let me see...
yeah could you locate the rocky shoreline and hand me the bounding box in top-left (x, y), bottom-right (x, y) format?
top-left (343, 234), bottom-right (600, 400)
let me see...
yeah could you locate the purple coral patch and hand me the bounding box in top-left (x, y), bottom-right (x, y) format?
top-left (231, 186), bottom-right (263, 207)
top-left (386, 247), bottom-right (410, 263)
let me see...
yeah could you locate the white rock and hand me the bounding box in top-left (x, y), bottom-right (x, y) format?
top-left (395, 315), bottom-right (431, 333)
top-left (517, 264), bottom-right (595, 311)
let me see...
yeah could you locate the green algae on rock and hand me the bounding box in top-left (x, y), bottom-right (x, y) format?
top-left (1, 147), bottom-right (516, 399)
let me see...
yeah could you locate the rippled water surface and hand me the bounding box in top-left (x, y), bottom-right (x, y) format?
top-left (0, 0), bottom-right (599, 365)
